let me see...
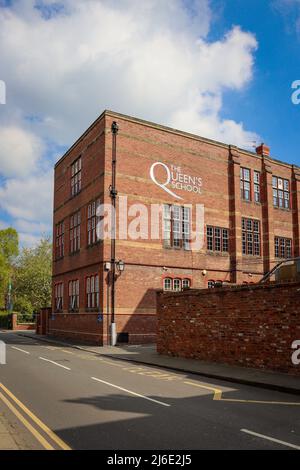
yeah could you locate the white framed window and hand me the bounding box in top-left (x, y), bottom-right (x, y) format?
top-left (163, 204), bottom-right (191, 250)
top-left (272, 176), bottom-right (290, 209)
top-left (163, 278), bottom-right (172, 291)
top-left (71, 157), bottom-right (82, 196)
top-left (240, 167), bottom-right (251, 201)
top-left (69, 280), bottom-right (79, 311)
top-left (87, 198), bottom-right (101, 245)
top-left (254, 171), bottom-right (261, 203)
top-left (86, 274), bottom-right (100, 309)
top-left (163, 278), bottom-right (191, 291)
top-left (70, 211), bottom-right (81, 253)
top-left (54, 283), bottom-right (63, 311)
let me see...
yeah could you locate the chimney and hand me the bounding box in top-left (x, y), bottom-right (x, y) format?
top-left (255, 143), bottom-right (270, 157)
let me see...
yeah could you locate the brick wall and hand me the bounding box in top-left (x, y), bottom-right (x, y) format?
top-left (157, 281), bottom-right (300, 375)
top-left (48, 313), bottom-right (103, 345)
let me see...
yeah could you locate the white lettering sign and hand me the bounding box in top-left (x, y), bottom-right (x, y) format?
top-left (150, 162), bottom-right (202, 199)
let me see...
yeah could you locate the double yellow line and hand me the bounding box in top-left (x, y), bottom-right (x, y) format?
top-left (0, 383), bottom-right (71, 450)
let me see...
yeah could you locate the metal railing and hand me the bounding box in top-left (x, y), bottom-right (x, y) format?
top-left (259, 257), bottom-right (300, 284)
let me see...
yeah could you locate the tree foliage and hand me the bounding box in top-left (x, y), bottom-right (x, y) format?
top-left (13, 237), bottom-right (52, 314)
top-left (0, 228), bottom-right (18, 308)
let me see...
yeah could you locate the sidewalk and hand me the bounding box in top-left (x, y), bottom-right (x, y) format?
top-left (0, 413), bottom-right (20, 450)
top-left (17, 331), bottom-right (300, 395)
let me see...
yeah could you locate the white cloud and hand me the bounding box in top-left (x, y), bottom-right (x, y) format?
top-left (0, 172), bottom-right (53, 223)
top-left (0, 0), bottom-right (258, 145)
top-left (14, 219), bottom-right (52, 234)
top-left (18, 232), bottom-right (43, 248)
top-left (0, 0), bottom-right (260, 245)
top-left (0, 126), bottom-right (44, 178)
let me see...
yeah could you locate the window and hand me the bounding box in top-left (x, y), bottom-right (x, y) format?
top-left (69, 280), bottom-right (79, 311)
top-left (254, 171), bottom-right (261, 203)
top-left (70, 211), bottom-right (81, 253)
top-left (163, 278), bottom-right (191, 291)
top-left (272, 176), bottom-right (290, 209)
top-left (55, 221), bottom-right (64, 259)
top-left (87, 198), bottom-right (101, 246)
top-left (86, 275), bottom-right (99, 309)
top-left (71, 157), bottom-right (82, 196)
top-left (54, 283), bottom-right (63, 312)
top-left (275, 237), bottom-right (292, 259)
top-left (163, 205), bottom-right (190, 249)
top-left (182, 278), bottom-right (191, 289)
top-left (207, 226), bottom-right (229, 252)
top-left (240, 167), bottom-right (251, 201)
top-left (208, 280), bottom-right (215, 288)
top-left (163, 278), bottom-right (172, 291)
top-left (242, 218), bottom-right (260, 256)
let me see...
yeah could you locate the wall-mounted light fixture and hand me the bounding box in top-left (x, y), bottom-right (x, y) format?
top-left (116, 260), bottom-right (125, 272)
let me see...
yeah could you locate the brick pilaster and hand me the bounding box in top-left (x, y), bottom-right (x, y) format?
top-left (292, 166), bottom-right (300, 257)
top-left (262, 158), bottom-right (274, 274)
top-left (229, 146), bottom-right (243, 283)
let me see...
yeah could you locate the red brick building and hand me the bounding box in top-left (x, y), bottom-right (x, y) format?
top-left (51, 110), bottom-right (300, 345)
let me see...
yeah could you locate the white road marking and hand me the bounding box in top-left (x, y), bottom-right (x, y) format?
top-left (39, 357), bottom-right (71, 371)
top-left (241, 429), bottom-right (300, 450)
top-left (91, 376), bottom-right (171, 407)
top-left (11, 346), bottom-right (30, 355)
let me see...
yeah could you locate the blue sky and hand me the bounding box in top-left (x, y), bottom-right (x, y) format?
top-left (0, 0), bottom-right (300, 245)
top-left (210, 0), bottom-right (300, 163)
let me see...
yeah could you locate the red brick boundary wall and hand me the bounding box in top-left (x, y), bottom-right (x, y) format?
top-left (47, 313), bottom-right (104, 345)
top-left (157, 281), bottom-right (300, 376)
top-left (11, 313), bottom-right (35, 331)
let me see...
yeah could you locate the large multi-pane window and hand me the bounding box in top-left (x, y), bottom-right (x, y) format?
top-left (240, 167), bottom-right (251, 201)
top-left (70, 211), bottom-right (81, 253)
top-left (86, 275), bottom-right (99, 309)
top-left (54, 283), bottom-right (63, 312)
top-left (254, 171), bottom-right (261, 203)
top-left (163, 205), bottom-right (190, 250)
top-left (55, 221), bottom-right (64, 259)
top-left (87, 198), bottom-right (101, 246)
top-left (69, 280), bottom-right (79, 311)
top-left (207, 226), bottom-right (229, 252)
top-left (272, 176), bottom-right (290, 209)
top-left (163, 278), bottom-right (191, 291)
top-left (242, 218), bottom-right (260, 256)
top-left (71, 157), bottom-right (82, 196)
top-left (275, 237), bottom-right (292, 259)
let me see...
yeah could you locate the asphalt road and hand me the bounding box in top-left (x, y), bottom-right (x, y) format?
top-left (0, 330), bottom-right (300, 450)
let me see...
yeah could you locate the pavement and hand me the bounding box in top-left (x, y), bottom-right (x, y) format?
top-left (0, 330), bottom-right (300, 450)
top-left (16, 331), bottom-right (300, 395)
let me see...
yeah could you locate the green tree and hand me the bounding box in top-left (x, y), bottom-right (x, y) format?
top-left (0, 228), bottom-right (19, 308)
top-left (13, 237), bottom-right (52, 314)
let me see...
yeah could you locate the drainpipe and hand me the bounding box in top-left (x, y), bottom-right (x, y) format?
top-left (110, 121), bottom-right (119, 346)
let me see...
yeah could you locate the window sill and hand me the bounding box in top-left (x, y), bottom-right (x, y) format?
top-left (54, 256), bottom-right (64, 262)
top-left (206, 251), bottom-right (230, 257)
top-left (87, 240), bottom-right (102, 248)
top-left (69, 250), bottom-right (80, 256)
top-left (273, 206), bottom-right (290, 212)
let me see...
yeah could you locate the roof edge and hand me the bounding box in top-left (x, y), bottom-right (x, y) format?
top-left (54, 109), bottom-right (300, 171)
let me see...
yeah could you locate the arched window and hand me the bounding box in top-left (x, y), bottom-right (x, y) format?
top-left (163, 278), bottom-right (172, 291)
top-left (182, 278), bottom-right (191, 289)
top-left (173, 279), bottom-right (181, 291)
